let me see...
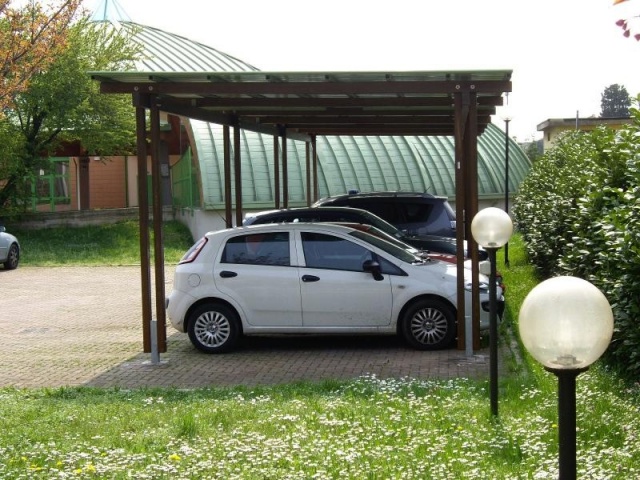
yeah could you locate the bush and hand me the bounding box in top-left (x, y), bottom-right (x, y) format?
top-left (512, 97), bottom-right (640, 378)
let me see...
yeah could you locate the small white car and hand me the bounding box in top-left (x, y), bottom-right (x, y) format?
top-left (167, 223), bottom-right (502, 353)
top-left (0, 226), bottom-right (20, 270)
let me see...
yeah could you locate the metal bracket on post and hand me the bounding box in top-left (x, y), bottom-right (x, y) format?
top-left (150, 318), bottom-right (160, 365)
top-left (465, 314), bottom-right (473, 356)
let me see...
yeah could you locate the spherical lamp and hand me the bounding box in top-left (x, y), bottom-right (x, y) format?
top-left (519, 276), bottom-right (614, 370)
top-left (471, 207), bottom-right (513, 249)
top-left (519, 275), bottom-right (614, 480)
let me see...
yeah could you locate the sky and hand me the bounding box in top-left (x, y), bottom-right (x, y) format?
top-left (84, 0), bottom-right (640, 141)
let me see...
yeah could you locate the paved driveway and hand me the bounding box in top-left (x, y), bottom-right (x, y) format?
top-left (0, 266), bottom-right (508, 389)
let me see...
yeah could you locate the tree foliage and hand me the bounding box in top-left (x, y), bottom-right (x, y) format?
top-left (0, 0), bottom-right (81, 112)
top-left (0, 17), bottom-right (142, 212)
top-left (513, 96), bottom-right (640, 378)
top-left (601, 84), bottom-right (631, 117)
top-left (522, 139), bottom-right (542, 163)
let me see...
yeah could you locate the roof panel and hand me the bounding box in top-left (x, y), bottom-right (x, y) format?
top-left (91, 67), bottom-right (511, 137)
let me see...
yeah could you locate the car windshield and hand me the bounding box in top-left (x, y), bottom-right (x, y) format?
top-left (360, 225), bottom-right (422, 254)
top-left (359, 212), bottom-right (404, 238)
top-left (349, 229), bottom-right (424, 264)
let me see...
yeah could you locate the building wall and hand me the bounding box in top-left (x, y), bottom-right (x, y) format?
top-left (126, 156), bottom-right (140, 207)
top-left (88, 156), bottom-right (128, 209)
top-left (537, 117), bottom-right (631, 151)
top-left (37, 151), bottom-right (180, 213)
top-left (85, 155), bottom-right (180, 209)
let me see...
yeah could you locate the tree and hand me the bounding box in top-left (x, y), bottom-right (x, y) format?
top-left (600, 84), bottom-right (631, 117)
top-left (0, 17), bottom-right (142, 211)
top-left (0, 0), bottom-right (81, 112)
top-left (522, 139), bottom-right (542, 163)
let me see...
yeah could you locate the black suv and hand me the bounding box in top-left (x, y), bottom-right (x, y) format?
top-left (243, 206), bottom-right (486, 260)
top-left (312, 191), bottom-right (456, 238)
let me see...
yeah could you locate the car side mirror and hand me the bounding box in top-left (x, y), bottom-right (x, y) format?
top-left (362, 259), bottom-right (384, 281)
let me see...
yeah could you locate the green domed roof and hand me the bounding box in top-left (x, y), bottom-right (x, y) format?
top-left (190, 121), bottom-right (531, 209)
top-left (90, 4), bottom-right (530, 209)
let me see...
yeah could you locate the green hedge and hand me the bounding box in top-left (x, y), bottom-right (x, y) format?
top-left (512, 98), bottom-right (640, 379)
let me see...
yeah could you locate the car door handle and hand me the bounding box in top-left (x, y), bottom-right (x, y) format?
top-left (219, 271), bottom-right (237, 278)
top-left (301, 275), bottom-right (320, 282)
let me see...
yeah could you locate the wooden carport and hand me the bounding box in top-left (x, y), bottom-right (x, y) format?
top-left (91, 69), bottom-right (512, 356)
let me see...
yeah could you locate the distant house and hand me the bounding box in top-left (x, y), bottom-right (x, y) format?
top-left (537, 116), bottom-right (632, 152)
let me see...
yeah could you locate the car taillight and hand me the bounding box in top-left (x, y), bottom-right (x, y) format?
top-left (179, 237), bottom-right (208, 264)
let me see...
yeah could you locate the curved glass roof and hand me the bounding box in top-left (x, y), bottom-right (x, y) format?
top-left (191, 121), bottom-right (531, 209)
top-left (120, 22), bottom-right (259, 73)
top-left (90, 15), bottom-right (530, 209)
top-left (91, 19), bottom-right (259, 72)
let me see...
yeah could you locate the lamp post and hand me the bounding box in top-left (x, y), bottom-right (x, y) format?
top-left (471, 207), bottom-right (513, 417)
top-left (500, 109), bottom-right (513, 267)
top-left (519, 276), bottom-right (613, 480)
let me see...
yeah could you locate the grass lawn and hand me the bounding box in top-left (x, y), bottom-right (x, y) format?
top-left (12, 220), bottom-right (194, 266)
top-left (1, 224), bottom-right (639, 478)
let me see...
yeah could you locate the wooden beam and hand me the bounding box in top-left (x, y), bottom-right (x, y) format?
top-left (100, 80), bottom-right (512, 96)
top-left (150, 102), bottom-right (167, 353)
top-left (273, 133), bottom-right (280, 209)
top-left (454, 92), bottom-right (467, 351)
top-left (223, 125), bottom-right (232, 228)
top-left (281, 126), bottom-right (288, 209)
top-left (234, 126), bottom-right (243, 226)
top-left (134, 95), bottom-right (152, 353)
top-left (464, 93), bottom-right (481, 350)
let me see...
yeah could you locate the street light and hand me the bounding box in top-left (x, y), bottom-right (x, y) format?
top-left (500, 106), bottom-right (513, 267)
top-left (519, 276), bottom-right (613, 480)
top-left (471, 207), bottom-right (513, 416)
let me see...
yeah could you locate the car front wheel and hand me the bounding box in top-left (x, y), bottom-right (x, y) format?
top-left (187, 303), bottom-right (241, 353)
top-left (400, 298), bottom-right (456, 350)
top-left (3, 244), bottom-right (19, 270)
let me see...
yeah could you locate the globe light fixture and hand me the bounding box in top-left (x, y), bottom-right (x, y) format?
top-left (471, 207), bottom-right (513, 416)
top-left (471, 207), bottom-right (513, 249)
top-left (519, 276), bottom-right (614, 480)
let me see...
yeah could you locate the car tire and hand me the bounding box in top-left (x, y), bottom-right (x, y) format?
top-left (399, 298), bottom-right (456, 350)
top-left (187, 303), bottom-right (241, 353)
top-left (3, 244), bottom-right (19, 270)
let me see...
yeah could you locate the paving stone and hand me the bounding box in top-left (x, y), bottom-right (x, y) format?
top-left (0, 266), bottom-right (508, 389)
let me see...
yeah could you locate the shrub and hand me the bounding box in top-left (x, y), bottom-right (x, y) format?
top-left (512, 97), bottom-right (640, 378)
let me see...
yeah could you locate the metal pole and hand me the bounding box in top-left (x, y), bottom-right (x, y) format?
top-left (488, 247), bottom-right (498, 416)
top-left (548, 367), bottom-right (588, 480)
top-left (465, 313), bottom-right (473, 357)
top-left (150, 319), bottom-right (160, 365)
top-left (504, 119), bottom-right (510, 267)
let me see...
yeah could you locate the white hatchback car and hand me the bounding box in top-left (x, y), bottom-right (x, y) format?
top-left (167, 223), bottom-right (501, 353)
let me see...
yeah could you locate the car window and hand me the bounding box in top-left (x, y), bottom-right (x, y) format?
top-left (221, 232), bottom-right (290, 266)
top-left (301, 232), bottom-right (372, 272)
top-left (349, 200), bottom-right (400, 223)
top-left (401, 203), bottom-right (433, 223)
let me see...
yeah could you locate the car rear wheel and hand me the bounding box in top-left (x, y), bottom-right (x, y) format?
top-left (400, 298), bottom-right (456, 350)
top-left (187, 303), bottom-right (240, 353)
top-left (3, 244), bottom-right (19, 270)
